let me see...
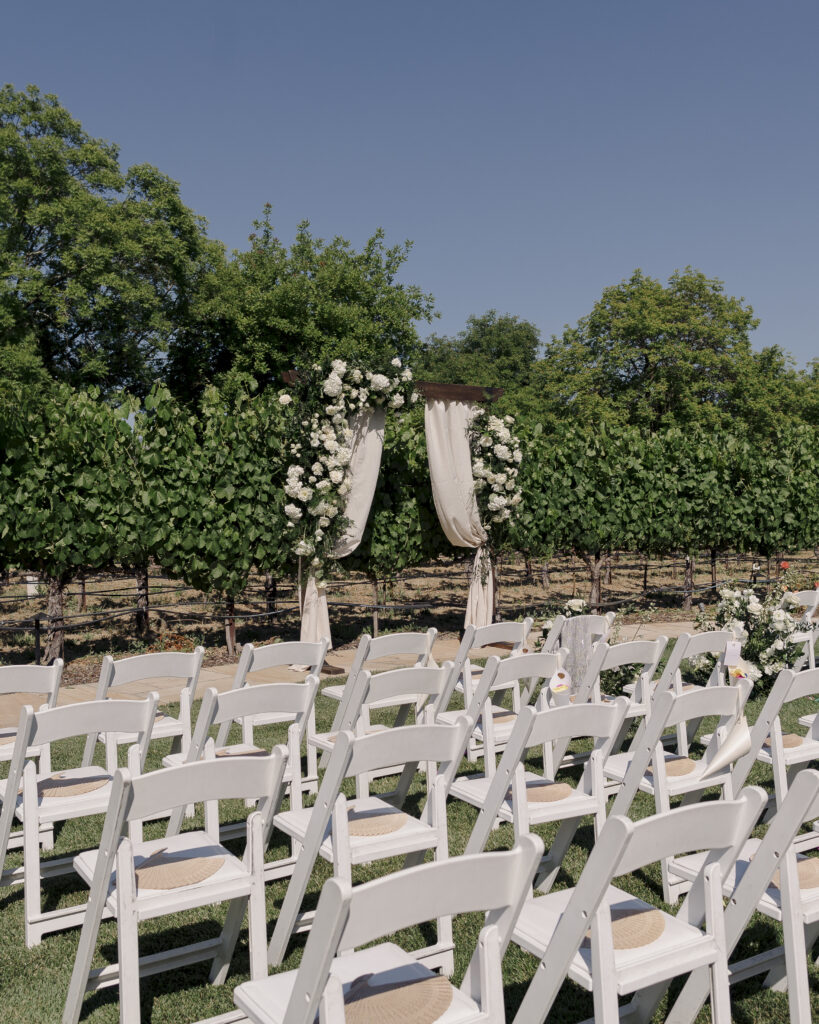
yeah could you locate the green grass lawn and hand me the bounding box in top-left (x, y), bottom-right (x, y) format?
top-left (0, 680), bottom-right (817, 1024)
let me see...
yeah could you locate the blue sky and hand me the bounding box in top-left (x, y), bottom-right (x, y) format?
top-left (3, 1), bottom-right (817, 364)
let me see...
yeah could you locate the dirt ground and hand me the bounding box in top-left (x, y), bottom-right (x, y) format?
top-left (1, 549), bottom-right (817, 683)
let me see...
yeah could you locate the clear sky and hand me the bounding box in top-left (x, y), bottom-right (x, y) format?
top-left (2, 1), bottom-right (817, 364)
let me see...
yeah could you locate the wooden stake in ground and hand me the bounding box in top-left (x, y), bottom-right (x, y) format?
top-left (135, 564), bottom-right (150, 634)
top-left (44, 574), bottom-right (68, 663)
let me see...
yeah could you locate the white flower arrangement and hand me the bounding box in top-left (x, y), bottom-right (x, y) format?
top-left (698, 586), bottom-right (804, 682)
top-left (280, 356), bottom-right (416, 578)
top-left (470, 409), bottom-right (523, 529)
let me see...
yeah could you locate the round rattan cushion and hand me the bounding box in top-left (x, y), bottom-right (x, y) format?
top-left (584, 907), bottom-right (666, 950)
top-left (215, 746), bottom-right (267, 758)
top-left (771, 858), bottom-right (819, 891)
top-left (647, 756), bottom-right (697, 778)
top-left (32, 772), bottom-right (111, 799)
top-left (134, 848), bottom-right (225, 890)
top-left (344, 972), bottom-right (452, 1024)
top-left (347, 809), bottom-right (410, 837)
top-left (509, 781), bottom-right (575, 803)
top-left (763, 733), bottom-right (804, 749)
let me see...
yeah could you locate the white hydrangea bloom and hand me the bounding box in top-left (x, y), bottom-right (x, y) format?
top-left (323, 372), bottom-right (344, 398)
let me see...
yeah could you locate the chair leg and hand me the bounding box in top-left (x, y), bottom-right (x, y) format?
top-left (23, 807), bottom-right (43, 948)
top-left (708, 957), bottom-right (732, 1024)
top-left (209, 897), bottom-right (247, 986)
top-left (117, 870), bottom-right (141, 1024)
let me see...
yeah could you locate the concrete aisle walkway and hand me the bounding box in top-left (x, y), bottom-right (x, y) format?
top-left (0, 620), bottom-right (695, 727)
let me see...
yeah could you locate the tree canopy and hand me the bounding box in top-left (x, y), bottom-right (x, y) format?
top-left (168, 205), bottom-right (435, 402)
top-left (0, 83), bottom-right (218, 397)
top-left (417, 310), bottom-right (540, 394)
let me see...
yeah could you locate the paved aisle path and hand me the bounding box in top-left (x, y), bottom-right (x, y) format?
top-left (0, 620), bottom-right (695, 727)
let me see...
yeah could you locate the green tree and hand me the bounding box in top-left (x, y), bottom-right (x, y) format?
top-left (418, 310), bottom-right (540, 395)
top-left (0, 383), bottom-right (132, 661)
top-left (537, 268), bottom-right (760, 430)
top-left (168, 205), bottom-right (435, 401)
top-left (150, 384), bottom-right (290, 653)
top-left (0, 83), bottom-right (218, 397)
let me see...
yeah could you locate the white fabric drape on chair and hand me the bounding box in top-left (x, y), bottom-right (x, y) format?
top-left (300, 406), bottom-right (386, 646)
top-left (424, 397), bottom-right (494, 628)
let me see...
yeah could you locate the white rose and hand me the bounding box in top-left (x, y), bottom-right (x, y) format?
top-left (411, 391), bottom-right (419, 403)
top-left (323, 372), bottom-right (344, 397)
top-left (401, 368), bottom-right (412, 381)
top-left (319, 516), bottom-right (330, 527)
top-left (389, 394), bottom-right (404, 409)
top-left (284, 503), bottom-right (302, 521)
top-left (331, 359), bottom-right (347, 376)
top-left (278, 393), bottom-right (292, 405)
top-left (326, 505), bottom-right (338, 518)
top-left (316, 479), bottom-right (332, 491)
top-left (391, 357), bottom-right (402, 367)
top-left (335, 446), bottom-right (352, 466)
top-left (314, 529), bottom-right (324, 541)
top-left (370, 373), bottom-right (390, 392)
top-left (312, 462), bottom-right (324, 476)
top-left (297, 486), bottom-right (313, 502)
top-left (504, 415), bottom-right (514, 424)
top-left (294, 540), bottom-right (313, 556)
top-left (329, 469), bottom-right (344, 484)
top-left (350, 368), bottom-right (362, 383)
top-left (494, 444), bottom-right (512, 461)
top-left (513, 449), bottom-right (522, 463)
top-left (487, 493), bottom-right (508, 511)
top-left (338, 481), bottom-right (350, 496)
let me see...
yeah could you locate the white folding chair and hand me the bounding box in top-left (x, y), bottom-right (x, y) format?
top-left (0, 660), bottom-right (63, 762)
top-left (235, 835), bottom-right (544, 1024)
top-left (667, 769), bottom-right (819, 1024)
top-left (0, 695), bottom-right (157, 947)
top-left (81, 647), bottom-right (204, 767)
top-left (463, 699), bottom-right (630, 892)
top-left (216, 639), bottom-right (328, 787)
top-left (606, 680), bottom-right (754, 901)
top-left (511, 787), bottom-right (767, 1024)
top-left (439, 650), bottom-right (567, 774)
top-left (165, 677), bottom-right (320, 837)
top-left (0, 660), bottom-right (64, 851)
top-left (789, 589), bottom-right (818, 673)
top-left (268, 716), bottom-right (472, 971)
top-left (554, 637), bottom-right (667, 769)
top-left (319, 628), bottom-right (437, 768)
top-left (62, 750), bottom-right (289, 1024)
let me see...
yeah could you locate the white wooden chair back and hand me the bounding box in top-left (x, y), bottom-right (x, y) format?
top-left (655, 630), bottom-right (734, 698)
top-left (786, 591), bottom-right (818, 671)
top-left (95, 648), bottom-right (204, 694)
top-left (240, 836), bottom-right (543, 1024)
top-left (0, 660), bottom-right (63, 703)
top-left (361, 664), bottom-right (450, 717)
top-left (459, 617), bottom-right (534, 706)
top-left (0, 660), bottom-right (64, 764)
top-left (580, 637), bottom-right (667, 705)
top-left (82, 648), bottom-right (203, 767)
top-left (514, 788), bottom-right (767, 1024)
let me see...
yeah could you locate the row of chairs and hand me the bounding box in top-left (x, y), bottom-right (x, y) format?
top-left (0, 600), bottom-right (817, 1023)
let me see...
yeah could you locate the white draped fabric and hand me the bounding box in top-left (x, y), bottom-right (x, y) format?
top-left (424, 397), bottom-right (494, 629)
top-left (299, 407), bottom-right (386, 646)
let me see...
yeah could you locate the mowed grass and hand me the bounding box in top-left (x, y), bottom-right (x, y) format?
top-left (0, 679), bottom-right (817, 1024)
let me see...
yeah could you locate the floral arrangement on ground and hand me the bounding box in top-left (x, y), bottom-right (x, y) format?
top-left (695, 585), bottom-right (808, 684)
top-left (280, 357), bottom-right (416, 581)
